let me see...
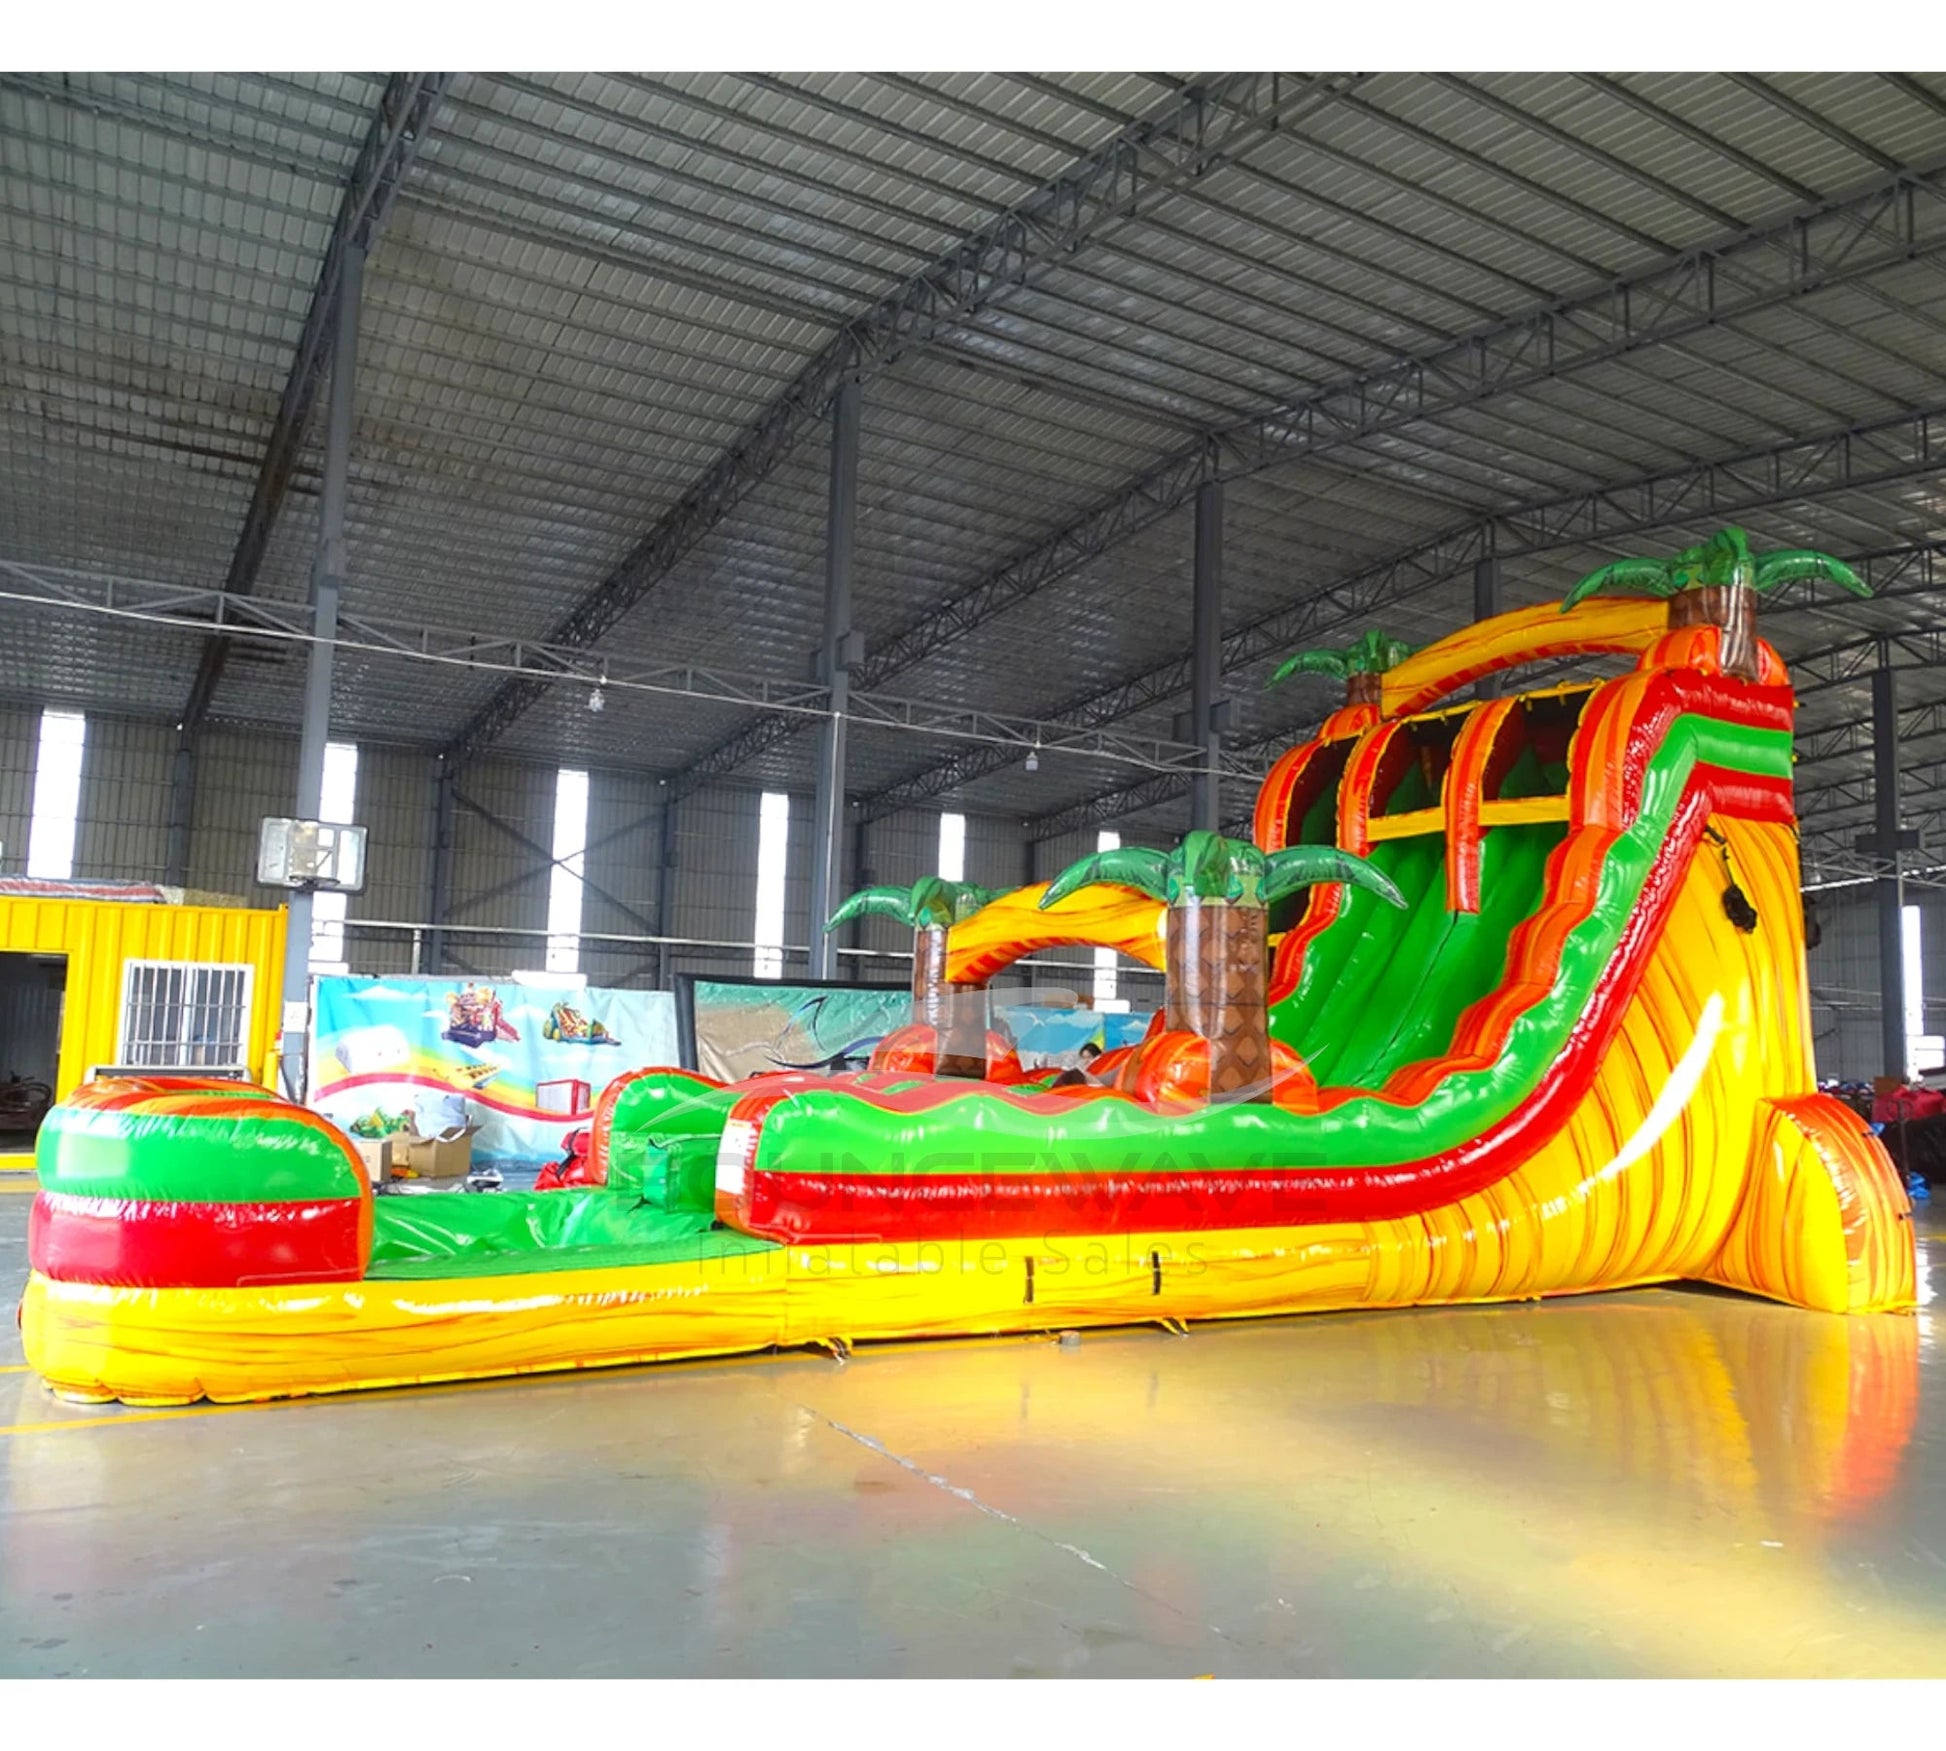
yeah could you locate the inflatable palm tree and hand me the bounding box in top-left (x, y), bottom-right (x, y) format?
top-left (1040, 832), bottom-right (1401, 1103)
top-left (826, 877), bottom-right (997, 1077)
top-left (1269, 627), bottom-right (1415, 710)
top-left (1561, 525), bottom-right (1866, 682)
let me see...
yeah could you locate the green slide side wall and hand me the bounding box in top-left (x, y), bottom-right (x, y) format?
top-left (1275, 743), bottom-right (1566, 1085)
top-left (1335, 822), bottom-right (1564, 1086)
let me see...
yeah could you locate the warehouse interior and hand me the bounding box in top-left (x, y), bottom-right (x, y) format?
top-left (4, 66), bottom-right (1946, 1683)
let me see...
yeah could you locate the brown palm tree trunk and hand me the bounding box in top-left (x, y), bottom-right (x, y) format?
top-left (1165, 900), bottom-right (1271, 1102)
top-left (1670, 586), bottom-right (1758, 683)
top-left (911, 925), bottom-right (987, 1077)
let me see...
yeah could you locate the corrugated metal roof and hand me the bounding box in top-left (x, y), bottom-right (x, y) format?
top-left (1, 69), bottom-right (1944, 848)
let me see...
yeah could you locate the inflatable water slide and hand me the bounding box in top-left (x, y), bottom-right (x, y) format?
top-left (19, 533), bottom-right (1915, 1405)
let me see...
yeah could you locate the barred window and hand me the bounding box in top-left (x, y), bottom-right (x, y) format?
top-left (118, 961), bottom-right (254, 1070)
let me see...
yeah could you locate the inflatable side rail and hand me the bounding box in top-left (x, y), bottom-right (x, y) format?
top-left (584, 1065), bottom-right (724, 1191)
top-left (29, 1078), bottom-right (374, 1288)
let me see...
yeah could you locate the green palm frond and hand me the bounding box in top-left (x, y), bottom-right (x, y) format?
top-left (1040, 833), bottom-right (1398, 912)
top-left (1561, 556), bottom-right (1680, 611)
top-left (1263, 846), bottom-right (1405, 909)
top-left (1349, 628), bottom-right (1415, 675)
top-left (1038, 847), bottom-right (1171, 909)
top-left (825, 878), bottom-right (996, 934)
top-left (1176, 831), bottom-right (1246, 902)
top-left (903, 877), bottom-right (999, 930)
top-left (825, 886), bottom-right (921, 932)
top-left (1268, 628), bottom-right (1414, 690)
top-left (1563, 526), bottom-right (1869, 612)
top-left (1268, 649), bottom-right (1351, 687)
top-left (1752, 549), bottom-right (1869, 598)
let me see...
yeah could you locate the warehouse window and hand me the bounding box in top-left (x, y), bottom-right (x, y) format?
top-left (118, 961), bottom-right (254, 1071)
top-left (309, 741), bottom-right (360, 974)
top-left (753, 791), bottom-right (790, 980)
top-left (546, 769), bottom-right (591, 974)
top-left (938, 811), bottom-right (966, 882)
top-left (1093, 829), bottom-right (1120, 1006)
top-left (1904, 904), bottom-right (1941, 1077)
top-left (26, 709), bottom-right (87, 880)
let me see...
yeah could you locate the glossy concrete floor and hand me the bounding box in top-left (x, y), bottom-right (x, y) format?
top-left (3, 1179), bottom-right (1946, 1678)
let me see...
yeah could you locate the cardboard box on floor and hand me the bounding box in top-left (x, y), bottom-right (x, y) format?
top-left (388, 1124), bottom-right (481, 1181)
top-left (349, 1136), bottom-right (394, 1183)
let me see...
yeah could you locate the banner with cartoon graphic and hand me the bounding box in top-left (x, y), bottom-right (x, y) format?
top-left (998, 1004), bottom-right (1150, 1070)
top-left (308, 976), bottom-right (679, 1161)
top-left (678, 975), bottom-right (1155, 1083)
top-left (681, 976), bottom-right (912, 1084)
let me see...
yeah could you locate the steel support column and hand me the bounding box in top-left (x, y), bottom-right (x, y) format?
top-left (1875, 655), bottom-right (1908, 1079)
top-left (847, 816), bottom-right (873, 964)
top-left (164, 731), bottom-right (195, 886)
top-left (1189, 480), bottom-right (1224, 834)
top-left (426, 759), bottom-right (456, 974)
top-left (279, 244), bottom-right (362, 1099)
top-left (1473, 555), bottom-right (1502, 700)
top-left (807, 380), bottom-right (859, 979)
top-left (653, 792), bottom-right (679, 990)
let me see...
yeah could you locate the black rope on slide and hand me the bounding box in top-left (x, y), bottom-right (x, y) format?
top-left (1705, 825), bottom-right (1759, 933)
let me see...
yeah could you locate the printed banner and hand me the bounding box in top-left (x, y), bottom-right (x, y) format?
top-left (687, 979), bottom-right (912, 1084)
top-left (309, 976), bottom-right (679, 1162)
top-left (999, 1005), bottom-right (1150, 1069)
top-left (683, 976), bottom-right (1154, 1082)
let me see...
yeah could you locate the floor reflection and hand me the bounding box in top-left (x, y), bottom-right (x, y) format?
top-left (2, 1199), bottom-right (1942, 1676)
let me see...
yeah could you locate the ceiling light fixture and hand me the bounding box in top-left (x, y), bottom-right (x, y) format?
top-left (587, 664), bottom-right (608, 714)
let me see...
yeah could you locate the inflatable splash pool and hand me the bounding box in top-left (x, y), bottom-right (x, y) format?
top-left (18, 550), bottom-right (1915, 1406)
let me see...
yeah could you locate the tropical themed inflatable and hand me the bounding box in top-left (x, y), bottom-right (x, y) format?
top-left (18, 532), bottom-right (1914, 1406)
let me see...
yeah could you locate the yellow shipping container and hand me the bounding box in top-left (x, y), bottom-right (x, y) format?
top-left (0, 895), bottom-right (288, 1173)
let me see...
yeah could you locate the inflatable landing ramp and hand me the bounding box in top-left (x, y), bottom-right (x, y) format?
top-left (20, 556), bottom-right (1915, 1405)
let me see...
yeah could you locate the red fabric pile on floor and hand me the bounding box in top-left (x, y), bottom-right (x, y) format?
top-left (1873, 1084), bottom-right (1946, 1126)
top-left (534, 1128), bottom-right (595, 1191)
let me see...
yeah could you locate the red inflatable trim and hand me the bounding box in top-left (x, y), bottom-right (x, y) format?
top-left (1444, 698), bottom-right (1521, 915)
top-left (29, 1191), bottom-right (370, 1288)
